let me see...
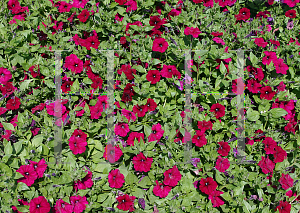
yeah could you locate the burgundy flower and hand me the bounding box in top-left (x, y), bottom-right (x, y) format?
top-left (258, 156), bottom-right (275, 174)
top-left (260, 86), bottom-right (276, 100)
top-left (246, 65), bottom-right (264, 81)
top-left (115, 0), bottom-right (127, 5)
top-left (279, 173), bottom-right (294, 190)
top-left (16, 164), bottom-right (38, 187)
top-left (132, 152), bottom-right (153, 172)
top-left (58, 1), bottom-right (72, 12)
top-left (285, 9), bottom-right (297, 18)
top-left (127, 132), bottom-right (144, 146)
top-left (29, 196), bottom-right (51, 213)
top-left (91, 76), bottom-right (103, 89)
top-left (116, 194), bottom-right (136, 212)
top-left (146, 69), bottom-right (161, 84)
top-left (85, 35), bottom-right (100, 50)
top-left (28, 158), bottom-right (48, 178)
top-left (235, 8), bottom-right (250, 20)
top-left (152, 37), bottom-right (169, 53)
top-left (153, 180), bottom-right (172, 198)
top-left (54, 199), bottom-right (73, 213)
top-left (70, 195), bottom-right (88, 213)
top-left (199, 177), bottom-right (218, 195)
top-left (210, 103), bottom-right (226, 119)
top-left (68, 137), bottom-right (87, 155)
top-left (276, 200), bottom-right (291, 213)
top-left (208, 190), bottom-right (225, 207)
top-left (108, 169), bottom-right (125, 188)
top-left (89, 102), bottom-right (103, 119)
top-left (149, 16), bottom-right (166, 30)
top-left (217, 141), bottom-right (231, 156)
top-left (215, 156), bottom-right (230, 172)
top-left (64, 54), bottom-right (83, 74)
top-left (163, 165), bottom-right (182, 187)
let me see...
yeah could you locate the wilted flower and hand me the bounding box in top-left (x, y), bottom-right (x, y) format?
top-left (287, 21), bottom-right (294, 30)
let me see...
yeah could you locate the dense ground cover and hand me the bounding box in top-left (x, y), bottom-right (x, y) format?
top-left (0, 0), bottom-right (300, 212)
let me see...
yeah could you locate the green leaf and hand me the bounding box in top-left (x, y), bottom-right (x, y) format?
top-left (13, 141), bottom-right (23, 154)
top-left (289, 67), bottom-right (295, 78)
top-left (215, 170), bottom-right (224, 184)
top-left (144, 124), bottom-right (152, 137)
top-left (17, 182), bottom-right (30, 191)
top-left (32, 135), bottom-right (44, 147)
top-left (246, 109), bottom-right (260, 121)
top-left (125, 172), bottom-right (138, 186)
top-left (138, 176), bottom-right (151, 188)
top-left (2, 122), bottom-right (15, 131)
top-left (71, 79), bottom-right (80, 92)
top-left (220, 61), bottom-right (226, 74)
top-left (146, 141), bottom-right (156, 151)
top-left (270, 108), bottom-right (288, 118)
top-left (20, 80), bottom-right (34, 91)
top-left (4, 142), bottom-right (13, 155)
top-left (249, 52), bottom-right (258, 65)
top-left (16, 205), bottom-right (29, 212)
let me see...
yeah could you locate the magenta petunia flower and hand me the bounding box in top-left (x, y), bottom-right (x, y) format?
top-left (74, 171), bottom-right (93, 192)
top-left (254, 37), bottom-right (268, 48)
top-left (54, 199), bottom-right (73, 213)
top-left (262, 51), bottom-right (277, 65)
top-left (279, 173), bottom-right (294, 190)
top-left (160, 65), bottom-right (178, 79)
top-left (192, 130), bottom-right (207, 147)
top-left (28, 158), bottom-right (48, 178)
top-left (72, 0), bottom-right (89, 8)
top-left (132, 152), bottom-right (153, 172)
top-left (127, 132), bottom-right (144, 146)
top-left (124, 0), bottom-right (137, 12)
top-left (215, 156), bottom-right (230, 172)
top-left (199, 177), bottom-right (218, 195)
top-left (108, 169), bottom-right (125, 188)
top-left (276, 200), bottom-right (291, 213)
top-left (217, 141), bottom-right (231, 156)
top-left (6, 96), bottom-right (21, 110)
top-left (153, 180), bottom-right (172, 198)
top-left (208, 190), bottom-right (225, 207)
top-left (148, 123), bottom-right (165, 142)
top-left (103, 144), bottom-right (123, 162)
top-left (247, 79), bottom-right (262, 94)
top-left (197, 120), bottom-right (213, 132)
top-left (260, 86), bottom-right (276, 100)
top-left (121, 109), bottom-right (137, 122)
top-left (273, 146), bottom-right (287, 163)
top-left (258, 156), bottom-right (275, 174)
top-left (64, 54), bottom-right (83, 74)
top-left (114, 122), bottom-right (130, 137)
top-left (0, 67), bottom-right (12, 84)
top-left (145, 98), bottom-right (157, 112)
top-left (146, 69), bottom-right (161, 84)
top-left (70, 195), bottom-right (88, 213)
top-left (274, 58), bottom-right (289, 75)
top-left (262, 137), bottom-right (277, 154)
top-left (152, 37), bottom-right (169, 53)
top-left (213, 37), bottom-right (225, 45)
top-left (29, 196), bottom-right (51, 213)
top-left (210, 103), bottom-right (226, 119)
top-left (58, 1), bottom-right (73, 13)
top-left (163, 165), bottom-right (182, 187)
top-left (16, 164), bottom-right (38, 187)
top-left (68, 137), bottom-right (87, 155)
top-left (184, 27), bottom-right (201, 38)
top-left (116, 194), bottom-right (136, 212)
top-left (89, 102), bottom-right (103, 119)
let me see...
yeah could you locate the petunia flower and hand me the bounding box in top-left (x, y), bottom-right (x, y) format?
top-left (28, 158), bottom-right (48, 178)
top-left (260, 86), bottom-right (276, 100)
top-left (217, 141), bottom-right (231, 156)
top-left (276, 200), bottom-right (291, 213)
top-left (16, 164), bottom-right (38, 187)
top-left (116, 194), bottom-right (136, 212)
top-left (153, 180), bottom-right (172, 198)
top-left (279, 173), bottom-right (294, 190)
top-left (29, 196), bottom-right (51, 213)
top-left (208, 190), bottom-right (225, 207)
top-left (64, 54), bottom-right (83, 74)
top-left (114, 122), bottom-right (130, 137)
top-left (215, 156), bottom-right (230, 172)
top-left (192, 130), bottom-right (207, 147)
top-left (210, 103), bottom-right (226, 119)
top-left (53, 199), bottom-right (73, 213)
top-left (148, 123), bottom-right (165, 142)
top-left (108, 169), bottom-right (125, 188)
top-left (152, 37), bottom-right (169, 53)
top-left (199, 177), bottom-right (218, 195)
top-left (163, 165), bottom-right (182, 187)
top-left (258, 156), bottom-right (275, 174)
top-left (132, 152), bottom-right (153, 172)
top-left (146, 69), bottom-right (161, 84)
top-left (70, 195), bottom-right (88, 213)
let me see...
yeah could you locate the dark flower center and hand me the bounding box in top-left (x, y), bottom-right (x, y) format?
top-left (141, 159), bottom-right (144, 162)
top-left (34, 165), bottom-right (37, 169)
top-left (36, 204), bottom-right (40, 208)
top-left (265, 91), bottom-right (269, 94)
top-left (215, 108), bottom-right (219, 112)
top-left (154, 21), bottom-right (157, 25)
top-left (75, 200), bottom-right (79, 203)
top-left (140, 108), bottom-right (142, 111)
top-left (122, 125), bottom-right (125, 128)
top-left (243, 12), bottom-right (246, 15)
top-left (1, 73), bottom-right (4, 76)
top-left (148, 104), bottom-right (150, 107)
top-left (12, 4), bottom-right (15, 7)
top-left (205, 182), bottom-right (208, 186)
top-left (92, 42), bottom-right (95, 45)
top-left (75, 64), bottom-right (78, 67)
top-left (74, 143), bottom-right (77, 147)
top-left (153, 75), bottom-right (156, 78)
top-left (113, 176), bottom-right (116, 180)
top-left (62, 203), bottom-right (65, 208)
top-left (25, 172), bottom-right (29, 175)
top-left (66, 85), bottom-right (70, 88)
top-left (110, 150), bottom-right (114, 154)
top-left (197, 137), bottom-right (200, 139)
top-left (153, 130), bottom-right (156, 134)
top-left (122, 199), bottom-right (125, 203)
top-left (168, 69), bottom-right (172, 72)
top-left (159, 44), bottom-right (163, 47)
